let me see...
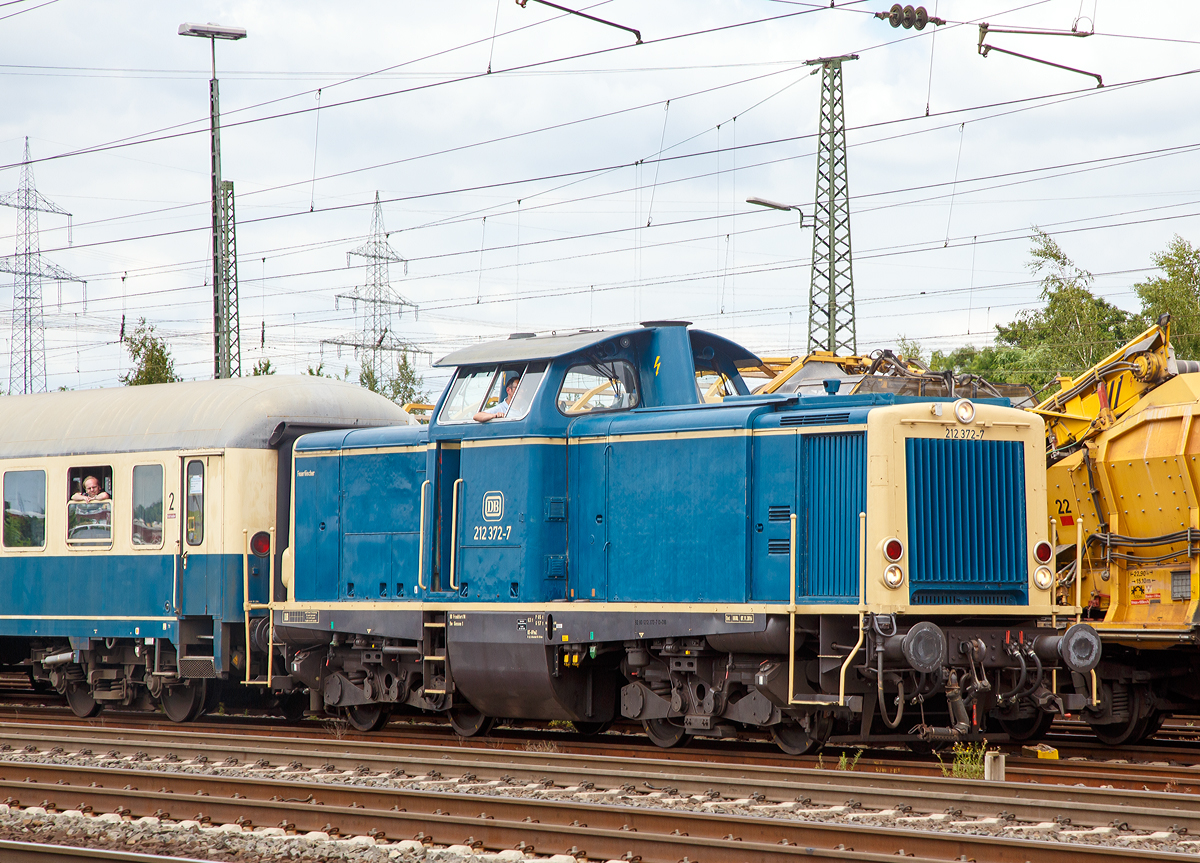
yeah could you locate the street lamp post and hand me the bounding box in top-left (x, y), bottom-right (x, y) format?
top-left (179, 22), bottom-right (247, 380)
top-left (748, 196), bottom-right (808, 351)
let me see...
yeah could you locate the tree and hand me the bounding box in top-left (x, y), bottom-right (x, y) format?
top-left (250, 357), bottom-right (275, 376)
top-left (1134, 234), bottom-right (1200, 359)
top-left (120, 318), bottom-right (181, 386)
top-left (895, 336), bottom-right (924, 363)
top-left (359, 352), bottom-right (430, 406)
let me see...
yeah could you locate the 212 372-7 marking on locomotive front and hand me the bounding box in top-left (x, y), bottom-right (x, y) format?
top-left (945, 427), bottom-right (984, 440)
top-left (473, 524), bottom-right (512, 541)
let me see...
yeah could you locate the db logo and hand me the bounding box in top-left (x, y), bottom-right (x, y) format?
top-left (482, 491), bottom-right (504, 522)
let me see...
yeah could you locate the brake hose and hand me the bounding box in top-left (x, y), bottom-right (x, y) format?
top-left (877, 649), bottom-right (905, 729)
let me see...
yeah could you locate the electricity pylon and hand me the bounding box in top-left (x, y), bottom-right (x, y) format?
top-left (804, 55), bottom-right (858, 355)
top-left (0, 138), bottom-right (85, 394)
top-left (322, 192), bottom-right (421, 383)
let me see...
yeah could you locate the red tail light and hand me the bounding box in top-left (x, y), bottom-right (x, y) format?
top-left (1034, 540), bottom-right (1053, 564)
top-left (250, 530), bottom-right (272, 557)
top-left (884, 538), bottom-right (904, 562)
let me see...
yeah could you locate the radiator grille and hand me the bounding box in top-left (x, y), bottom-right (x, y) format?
top-left (906, 437), bottom-right (1028, 605)
top-left (799, 432), bottom-right (865, 600)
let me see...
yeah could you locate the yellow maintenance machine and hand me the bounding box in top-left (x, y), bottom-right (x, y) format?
top-left (1034, 315), bottom-right (1200, 744)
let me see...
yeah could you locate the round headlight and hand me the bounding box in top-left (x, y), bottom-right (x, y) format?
top-left (883, 564), bottom-right (905, 589)
top-left (1033, 540), bottom-right (1054, 564)
top-left (1033, 566), bottom-right (1054, 590)
top-left (953, 398), bottom-right (975, 424)
top-left (884, 537), bottom-right (904, 562)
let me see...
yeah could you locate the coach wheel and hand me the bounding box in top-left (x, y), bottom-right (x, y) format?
top-left (161, 679), bottom-right (207, 723)
top-left (572, 720), bottom-right (613, 736)
top-left (65, 684), bottom-right (102, 719)
top-left (345, 704), bottom-right (391, 733)
top-left (643, 718), bottom-right (687, 749)
top-left (771, 712), bottom-right (832, 756)
top-left (998, 710), bottom-right (1055, 742)
top-left (448, 705), bottom-right (495, 738)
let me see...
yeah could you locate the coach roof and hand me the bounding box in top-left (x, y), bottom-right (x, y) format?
top-left (0, 376), bottom-right (409, 459)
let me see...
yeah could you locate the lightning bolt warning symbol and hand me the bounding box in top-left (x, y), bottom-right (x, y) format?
top-left (654, 355), bottom-right (661, 376)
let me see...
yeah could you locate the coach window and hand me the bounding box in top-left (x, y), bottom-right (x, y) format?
top-left (185, 460), bottom-right (204, 546)
top-left (66, 465), bottom-right (113, 548)
top-left (557, 360), bottom-right (639, 414)
top-left (3, 470), bottom-right (46, 549)
top-left (132, 464), bottom-right (164, 548)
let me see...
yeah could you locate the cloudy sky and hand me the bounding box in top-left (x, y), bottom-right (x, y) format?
top-left (1, 0), bottom-right (1197, 395)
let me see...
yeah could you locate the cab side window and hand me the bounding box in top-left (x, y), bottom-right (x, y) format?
top-left (186, 460), bottom-right (204, 546)
top-left (67, 465), bottom-right (113, 548)
top-left (557, 360), bottom-right (639, 414)
top-left (132, 464), bottom-right (164, 548)
top-left (3, 470), bottom-right (46, 549)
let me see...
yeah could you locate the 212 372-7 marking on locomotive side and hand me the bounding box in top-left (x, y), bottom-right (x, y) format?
top-left (473, 524), bottom-right (512, 541)
top-left (945, 427), bottom-right (984, 440)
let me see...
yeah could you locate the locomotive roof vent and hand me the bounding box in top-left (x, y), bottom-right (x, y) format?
top-left (508, 332), bottom-right (537, 339)
top-left (640, 320), bottom-right (692, 328)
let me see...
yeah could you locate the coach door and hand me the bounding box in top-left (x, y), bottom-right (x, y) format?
top-left (177, 453), bottom-right (221, 615)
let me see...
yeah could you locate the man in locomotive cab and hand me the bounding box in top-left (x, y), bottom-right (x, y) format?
top-left (474, 372), bottom-right (521, 422)
top-left (71, 475), bottom-right (110, 502)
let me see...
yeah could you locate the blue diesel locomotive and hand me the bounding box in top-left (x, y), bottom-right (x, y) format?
top-left (0, 377), bottom-right (409, 720)
top-left (271, 322), bottom-right (1101, 751)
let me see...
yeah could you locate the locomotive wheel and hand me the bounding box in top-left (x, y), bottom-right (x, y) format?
top-left (771, 717), bottom-right (829, 756)
top-left (448, 705), bottom-right (494, 738)
top-left (643, 718), bottom-right (687, 748)
top-left (161, 680), bottom-right (207, 723)
top-left (998, 710), bottom-right (1055, 742)
top-left (345, 704), bottom-right (390, 733)
top-left (65, 684), bottom-right (101, 718)
top-left (572, 720), bottom-right (613, 736)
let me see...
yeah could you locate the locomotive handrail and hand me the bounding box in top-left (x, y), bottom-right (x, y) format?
top-left (838, 512), bottom-right (867, 707)
top-left (450, 478), bottom-right (464, 591)
top-left (418, 480), bottom-right (430, 592)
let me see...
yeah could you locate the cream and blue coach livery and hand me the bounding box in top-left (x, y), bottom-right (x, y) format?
top-left (0, 377), bottom-right (408, 722)
top-left (276, 322), bottom-right (1101, 751)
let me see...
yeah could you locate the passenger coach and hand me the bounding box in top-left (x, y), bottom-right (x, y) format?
top-left (272, 322), bottom-right (1101, 751)
top-left (0, 376), bottom-right (408, 720)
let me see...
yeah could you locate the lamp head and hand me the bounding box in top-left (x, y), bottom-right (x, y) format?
top-left (179, 22), bottom-right (247, 40)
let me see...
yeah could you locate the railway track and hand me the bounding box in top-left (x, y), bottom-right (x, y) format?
top-left (0, 720), bottom-right (1199, 858)
top-left (0, 757), bottom-right (1190, 863)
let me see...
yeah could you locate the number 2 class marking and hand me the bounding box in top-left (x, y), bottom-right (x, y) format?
top-left (1056, 499), bottom-right (1072, 514)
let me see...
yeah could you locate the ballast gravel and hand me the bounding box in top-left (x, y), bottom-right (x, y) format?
top-left (0, 745), bottom-right (1197, 858)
